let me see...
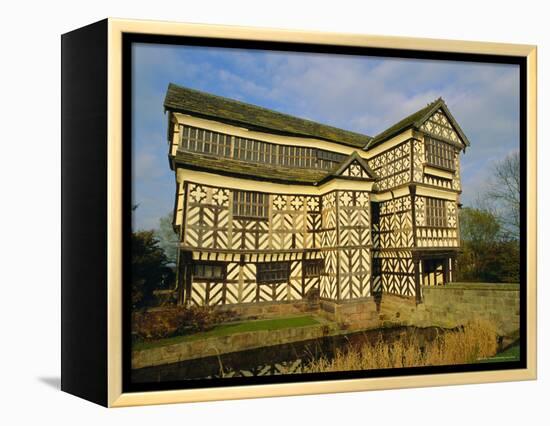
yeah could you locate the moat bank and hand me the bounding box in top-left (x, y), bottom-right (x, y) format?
top-left (132, 283), bottom-right (519, 370)
top-left (324, 283), bottom-right (520, 337)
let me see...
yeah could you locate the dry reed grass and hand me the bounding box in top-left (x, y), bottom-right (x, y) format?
top-left (304, 320), bottom-right (498, 373)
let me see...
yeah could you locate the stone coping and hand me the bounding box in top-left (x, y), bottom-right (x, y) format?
top-left (132, 316), bottom-right (337, 370)
top-left (424, 283), bottom-right (519, 291)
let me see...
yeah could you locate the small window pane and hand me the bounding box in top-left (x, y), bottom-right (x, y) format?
top-left (233, 190), bottom-right (268, 219)
top-left (426, 198), bottom-right (447, 227)
top-left (193, 262), bottom-right (225, 280)
top-left (257, 262), bottom-right (290, 284)
top-left (426, 137), bottom-right (455, 171)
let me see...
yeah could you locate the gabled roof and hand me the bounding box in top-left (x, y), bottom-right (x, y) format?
top-left (164, 83), bottom-right (372, 148)
top-left (317, 152), bottom-right (377, 185)
top-left (333, 151), bottom-right (377, 178)
top-left (365, 98), bottom-right (471, 150)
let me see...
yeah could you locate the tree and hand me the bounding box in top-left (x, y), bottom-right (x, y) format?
top-left (456, 207), bottom-right (500, 281)
top-left (456, 207), bottom-right (519, 283)
top-left (459, 207), bottom-right (501, 246)
top-left (131, 230), bottom-right (174, 309)
top-left (487, 152), bottom-right (520, 240)
top-left (155, 212), bottom-right (179, 264)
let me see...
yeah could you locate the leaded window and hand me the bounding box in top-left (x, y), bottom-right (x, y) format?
top-left (234, 137), bottom-right (277, 164)
top-left (181, 126), bottom-right (231, 156)
top-left (316, 149), bottom-right (347, 169)
top-left (193, 262), bottom-right (226, 281)
top-left (303, 259), bottom-right (324, 278)
top-left (426, 198), bottom-right (447, 227)
top-left (256, 262), bottom-right (290, 284)
top-left (233, 190), bottom-right (268, 219)
top-left (279, 145), bottom-right (316, 168)
top-left (179, 124), bottom-right (347, 171)
top-left (425, 137), bottom-right (456, 171)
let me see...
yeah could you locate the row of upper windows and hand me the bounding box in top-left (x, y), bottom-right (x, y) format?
top-left (372, 197), bottom-right (449, 228)
top-left (193, 259), bottom-right (324, 283)
top-left (180, 125), bottom-right (457, 174)
top-left (179, 125), bottom-right (347, 170)
top-left (230, 189), bottom-right (451, 228)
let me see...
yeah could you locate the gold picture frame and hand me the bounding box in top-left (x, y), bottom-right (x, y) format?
top-left (61, 18), bottom-right (537, 407)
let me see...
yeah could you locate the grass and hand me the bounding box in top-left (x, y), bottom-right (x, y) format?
top-left (304, 319), bottom-right (499, 372)
top-left (134, 315), bottom-right (320, 351)
top-left (479, 343), bottom-right (520, 363)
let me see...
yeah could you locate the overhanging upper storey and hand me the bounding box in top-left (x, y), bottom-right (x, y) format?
top-left (364, 98), bottom-right (471, 151)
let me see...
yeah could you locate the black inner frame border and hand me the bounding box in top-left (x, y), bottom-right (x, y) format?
top-left (122, 32), bottom-right (528, 394)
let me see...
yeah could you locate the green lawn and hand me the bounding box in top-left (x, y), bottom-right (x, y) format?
top-left (134, 315), bottom-right (321, 351)
top-left (479, 344), bottom-right (520, 363)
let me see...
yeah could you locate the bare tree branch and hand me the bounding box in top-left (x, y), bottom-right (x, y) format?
top-left (485, 152), bottom-right (520, 239)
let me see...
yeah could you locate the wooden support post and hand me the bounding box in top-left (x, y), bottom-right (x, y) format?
top-left (176, 251), bottom-right (193, 306)
top-left (184, 261), bottom-right (193, 306)
top-left (414, 258), bottom-right (422, 303)
top-left (443, 257), bottom-right (450, 286)
top-left (176, 252), bottom-right (186, 305)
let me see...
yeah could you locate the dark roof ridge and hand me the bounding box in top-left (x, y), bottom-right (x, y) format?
top-left (366, 97), bottom-right (470, 149)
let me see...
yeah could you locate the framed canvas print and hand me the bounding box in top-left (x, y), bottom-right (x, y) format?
top-left (61, 18), bottom-right (537, 407)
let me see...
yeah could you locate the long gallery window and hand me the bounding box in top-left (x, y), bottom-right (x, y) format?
top-left (181, 126), bottom-right (232, 157)
top-left (233, 190), bottom-right (268, 219)
top-left (279, 145), bottom-right (316, 168)
top-left (180, 124), bottom-right (346, 170)
top-left (234, 137), bottom-right (278, 164)
top-left (256, 262), bottom-right (290, 284)
top-left (425, 137), bottom-right (456, 171)
top-left (425, 197), bottom-right (447, 227)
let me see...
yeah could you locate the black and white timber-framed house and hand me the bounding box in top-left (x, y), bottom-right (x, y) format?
top-left (164, 83), bottom-right (470, 307)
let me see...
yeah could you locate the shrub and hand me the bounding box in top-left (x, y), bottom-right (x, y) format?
top-left (132, 305), bottom-right (237, 342)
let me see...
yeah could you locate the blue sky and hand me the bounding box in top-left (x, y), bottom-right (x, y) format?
top-left (132, 43), bottom-right (520, 231)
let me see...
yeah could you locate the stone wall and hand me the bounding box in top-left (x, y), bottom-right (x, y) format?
top-left (320, 284), bottom-right (520, 337)
top-left (412, 284), bottom-right (520, 336)
top-left (217, 299), bottom-right (318, 320)
top-left (220, 284), bottom-right (520, 336)
top-left (132, 321), bottom-right (334, 369)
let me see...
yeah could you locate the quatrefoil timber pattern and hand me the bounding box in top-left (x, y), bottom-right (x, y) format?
top-left (368, 141), bottom-right (411, 191)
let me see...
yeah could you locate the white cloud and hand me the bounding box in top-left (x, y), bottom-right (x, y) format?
top-left (131, 44), bottom-right (520, 227)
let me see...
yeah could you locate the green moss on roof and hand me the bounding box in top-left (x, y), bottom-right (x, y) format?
top-left (174, 151), bottom-right (330, 184)
top-left (164, 83), bottom-right (371, 148)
